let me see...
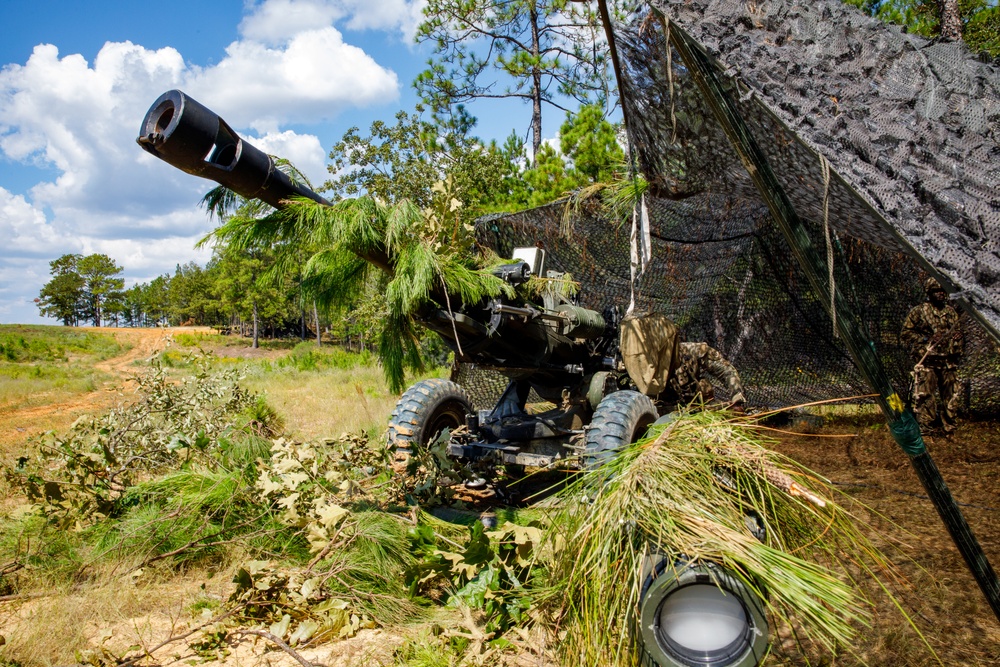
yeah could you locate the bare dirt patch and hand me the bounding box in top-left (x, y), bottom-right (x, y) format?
top-left (767, 413), bottom-right (1000, 666)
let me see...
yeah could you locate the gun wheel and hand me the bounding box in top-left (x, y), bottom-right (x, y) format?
top-left (388, 378), bottom-right (472, 453)
top-left (584, 390), bottom-right (657, 468)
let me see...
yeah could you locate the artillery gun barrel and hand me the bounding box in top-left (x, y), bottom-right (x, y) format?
top-left (137, 90), bottom-right (392, 272)
top-left (137, 90), bottom-right (328, 210)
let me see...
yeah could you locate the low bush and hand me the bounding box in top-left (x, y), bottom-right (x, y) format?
top-left (275, 343), bottom-right (373, 372)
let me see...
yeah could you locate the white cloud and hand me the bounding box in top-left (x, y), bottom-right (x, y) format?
top-left (0, 187), bottom-right (64, 257)
top-left (0, 258), bottom-right (50, 324)
top-left (89, 236), bottom-right (215, 278)
top-left (240, 0), bottom-right (347, 43)
top-left (340, 0), bottom-right (428, 38)
top-left (0, 0), bottom-right (407, 323)
top-left (240, 0), bottom-right (427, 43)
top-left (254, 131), bottom-right (329, 189)
top-left (187, 27), bottom-right (398, 134)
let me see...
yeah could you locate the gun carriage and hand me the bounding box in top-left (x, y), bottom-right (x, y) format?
top-left (137, 89), bottom-right (660, 474)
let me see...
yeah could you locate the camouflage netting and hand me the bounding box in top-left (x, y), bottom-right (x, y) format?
top-left (460, 0), bottom-right (1000, 414)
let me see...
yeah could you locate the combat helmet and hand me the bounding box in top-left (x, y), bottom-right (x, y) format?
top-left (924, 278), bottom-right (946, 295)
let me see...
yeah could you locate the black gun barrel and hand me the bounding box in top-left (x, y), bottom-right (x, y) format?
top-left (137, 89), bottom-right (328, 210)
top-left (137, 90), bottom-right (393, 272)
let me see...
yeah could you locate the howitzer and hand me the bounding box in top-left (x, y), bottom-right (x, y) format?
top-left (138, 90), bottom-right (770, 667)
top-left (138, 89), bottom-right (640, 470)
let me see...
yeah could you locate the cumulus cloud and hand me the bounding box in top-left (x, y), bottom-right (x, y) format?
top-left (0, 258), bottom-right (50, 323)
top-left (254, 131), bottom-right (329, 188)
top-left (0, 0), bottom-right (409, 323)
top-left (240, 0), bottom-right (427, 43)
top-left (0, 187), bottom-right (65, 258)
top-left (187, 27), bottom-right (398, 134)
top-left (0, 186), bottom-right (218, 324)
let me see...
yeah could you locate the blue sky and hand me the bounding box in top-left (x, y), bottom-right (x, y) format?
top-left (0, 0), bottom-right (540, 325)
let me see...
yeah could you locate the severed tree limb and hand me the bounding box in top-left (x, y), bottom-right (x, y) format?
top-left (233, 629), bottom-right (325, 667)
top-left (1, 561), bottom-right (24, 576)
top-left (0, 591), bottom-right (50, 603)
top-left (115, 606), bottom-right (242, 667)
top-left (305, 522), bottom-right (348, 573)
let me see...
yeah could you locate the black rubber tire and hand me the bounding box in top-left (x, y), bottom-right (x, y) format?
top-left (584, 390), bottom-right (658, 468)
top-left (388, 378), bottom-right (472, 452)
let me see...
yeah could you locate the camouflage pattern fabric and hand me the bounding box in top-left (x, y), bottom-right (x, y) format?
top-left (901, 299), bottom-right (963, 434)
top-left (665, 342), bottom-right (746, 409)
top-left (901, 302), bottom-right (963, 364)
top-left (911, 365), bottom-right (961, 435)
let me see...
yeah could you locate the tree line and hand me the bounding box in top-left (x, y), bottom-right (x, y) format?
top-left (34, 248), bottom-right (359, 345)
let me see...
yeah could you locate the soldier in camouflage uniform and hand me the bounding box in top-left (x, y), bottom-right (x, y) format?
top-left (901, 278), bottom-right (964, 435)
top-left (663, 341), bottom-right (746, 412)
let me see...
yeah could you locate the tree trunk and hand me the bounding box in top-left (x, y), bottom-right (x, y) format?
top-left (530, 1), bottom-right (543, 159)
top-left (313, 301), bottom-right (321, 347)
top-left (252, 301), bottom-right (259, 349)
top-left (938, 0), bottom-right (962, 40)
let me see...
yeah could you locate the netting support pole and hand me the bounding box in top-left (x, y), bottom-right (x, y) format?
top-left (662, 17), bottom-right (1000, 623)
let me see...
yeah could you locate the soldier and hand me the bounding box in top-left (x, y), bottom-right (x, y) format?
top-left (664, 341), bottom-right (747, 412)
top-left (900, 278), bottom-right (964, 435)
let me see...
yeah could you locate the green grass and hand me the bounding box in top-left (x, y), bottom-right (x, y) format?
top-left (0, 510), bottom-right (85, 590)
top-left (0, 325), bottom-right (122, 362)
top-left (0, 325), bottom-right (123, 411)
top-left (0, 367), bottom-right (107, 412)
top-left (172, 331), bottom-right (300, 350)
top-left (393, 635), bottom-right (459, 667)
top-left (153, 340), bottom-right (447, 438)
top-left (274, 341), bottom-right (374, 371)
top-left (242, 352), bottom-right (447, 439)
top-left (172, 331), bottom-right (231, 348)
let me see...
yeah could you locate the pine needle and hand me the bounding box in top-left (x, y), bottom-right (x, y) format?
top-left (535, 410), bottom-right (920, 665)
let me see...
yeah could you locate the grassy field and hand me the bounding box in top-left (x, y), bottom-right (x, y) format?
top-left (0, 327), bottom-right (454, 666)
top-left (1, 326), bottom-right (999, 667)
top-left (0, 325), bottom-right (123, 412)
top-left (161, 335), bottom-right (448, 439)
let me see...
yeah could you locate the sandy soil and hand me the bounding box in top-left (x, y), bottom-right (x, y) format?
top-left (767, 412), bottom-right (1000, 665)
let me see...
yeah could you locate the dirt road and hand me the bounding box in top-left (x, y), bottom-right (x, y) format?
top-left (1, 327), bottom-right (213, 452)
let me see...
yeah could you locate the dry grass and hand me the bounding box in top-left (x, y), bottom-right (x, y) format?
top-left (242, 363), bottom-right (448, 440)
top-left (0, 562), bottom-right (240, 666)
top-left (0, 369), bottom-right (108, 412)
top-left (769, 415), bottom-right (1000, 666)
